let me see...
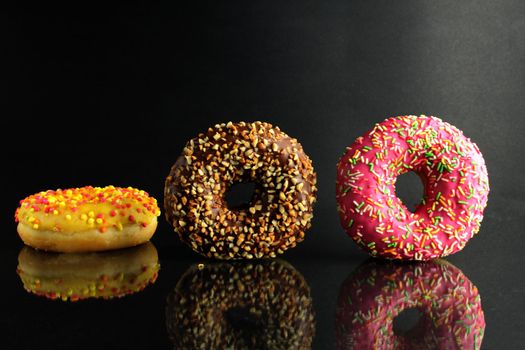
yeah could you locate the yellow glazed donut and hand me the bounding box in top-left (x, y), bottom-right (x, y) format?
top-left (15, 186), bottom-right (161, 252)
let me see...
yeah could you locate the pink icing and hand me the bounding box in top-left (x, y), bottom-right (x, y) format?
top-left (336, 259), bottom-right (485, 349)
top-left (336, 115), bottom-right (489, 260)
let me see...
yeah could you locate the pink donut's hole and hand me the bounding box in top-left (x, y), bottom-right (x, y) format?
top-left (225, 181), bottom-right (257, 210)
top-left (393, 307), bottom-right (423, 334)
top-left (394, 171), bottom-right (426, 213)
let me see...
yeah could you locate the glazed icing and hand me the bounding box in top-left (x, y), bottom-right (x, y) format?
top-left (15, 186), bottom-right (160, 234)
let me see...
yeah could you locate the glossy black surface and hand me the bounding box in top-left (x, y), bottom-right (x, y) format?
top-left (4, 1), bottom-right (525, 349)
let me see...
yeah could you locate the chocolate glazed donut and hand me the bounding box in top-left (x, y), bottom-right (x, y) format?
top-left (164, 121), bottom-right (317, 259)
top-left (165, 260), bottom-right (315, 349)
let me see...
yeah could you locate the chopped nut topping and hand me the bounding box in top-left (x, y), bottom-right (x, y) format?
top-left (164, 121), bottom-right (317, 259)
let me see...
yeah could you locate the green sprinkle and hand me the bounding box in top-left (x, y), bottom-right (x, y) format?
top-left (363, 146), bottom-right (372, 151)
top-left (356, 202), bottom-right (365, 210)
top-left (436, 192), bottom-right (441, 200)
top-left (343, 187), bottom-right (351, 194)
top-left (367, 242), bottom-right (375, 247)
top-left (348, 219), bottom-right (354, 228)
top-left (458, 200), bottom-right (468, 205)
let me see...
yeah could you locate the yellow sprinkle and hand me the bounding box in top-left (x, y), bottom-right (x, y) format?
top-left (96, 218), bottom-right (103, 224)
top-left (65, 214), bottom-right (72, 220)
top-left (88, 218), bottom-right (95, 224)
top-left (28, 217), bottom-right (36, 223)
top-left (80, 214), bottom-right (88, 221)
top-left (53, 210), bottom-right (59, 215)
top-left (116, 222), bottom-right (123, 231)
top-left (88, 211), bottom-right (95, 218)
top-left (32, 223), bottom-right (39, 230)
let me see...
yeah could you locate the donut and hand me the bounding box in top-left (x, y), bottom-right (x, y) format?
top-left (336, 259), bottom-right (485, 349)
top-left (164, 121), bottom-right (317, 259)
top-left (166, 259), bottom-right (315, 349)
top-left (17, 242), bottom-right (159, 301)
top-left (336, 115), bottom-right (489, 260)
top-left (15, 186), bottom-right (161, 252)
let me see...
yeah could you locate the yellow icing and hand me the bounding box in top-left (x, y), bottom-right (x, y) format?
top-left (15, 186), bottom-right (161, 233)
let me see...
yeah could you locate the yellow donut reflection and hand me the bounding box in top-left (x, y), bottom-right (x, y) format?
top-left (17, 242), bottom-right (159, 301)
top-left (336, 259), bottom-right (485, 350)
top-left (166, 259), bottom-right (315, 349)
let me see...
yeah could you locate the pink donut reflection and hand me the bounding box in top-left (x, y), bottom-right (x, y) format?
top-left (336, 259), bottom-right (485, 350)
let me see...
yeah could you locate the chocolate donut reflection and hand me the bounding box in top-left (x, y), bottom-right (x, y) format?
top-left (17, 242), bottom-right (159, 301)
top-left (336, 259), bottom-right (485, 350)
top-left (166, 259), bottom-right (315, 349)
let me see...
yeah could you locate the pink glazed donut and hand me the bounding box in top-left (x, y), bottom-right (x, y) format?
top-left (336, 115), bottom-right (489, 260)
top-left (336, 259), bottom-right (485, 350)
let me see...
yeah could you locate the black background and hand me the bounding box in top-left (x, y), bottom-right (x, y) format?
top-left (3, 1), bottom-right (525, 349)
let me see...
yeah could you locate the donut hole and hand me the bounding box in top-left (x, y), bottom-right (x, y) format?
top-left (225, 182), bottom-right (257, 210)
top-left (226, 306), bottom-right (263, 331)
top-left (394, 171), bottom-right (425, 213)
top-left (393, 307), bottom-right (423, 335)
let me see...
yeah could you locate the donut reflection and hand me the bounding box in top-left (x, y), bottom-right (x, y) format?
top-left (17, 242), bottom-right (159, 301)
top-left (336, 259), bottom-right (485, 350)
top-left (166, 259), bottom-right (315, 349)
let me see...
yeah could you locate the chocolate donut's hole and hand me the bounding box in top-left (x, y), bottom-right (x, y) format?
top-left (226, 306), bottom-right (263, 331)
top-left (393, 307), bottom-right (422, 334)
top-left (395, 172), bottom-right (425, 213)
top-left (225, 182), bottom-right (256, 210)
